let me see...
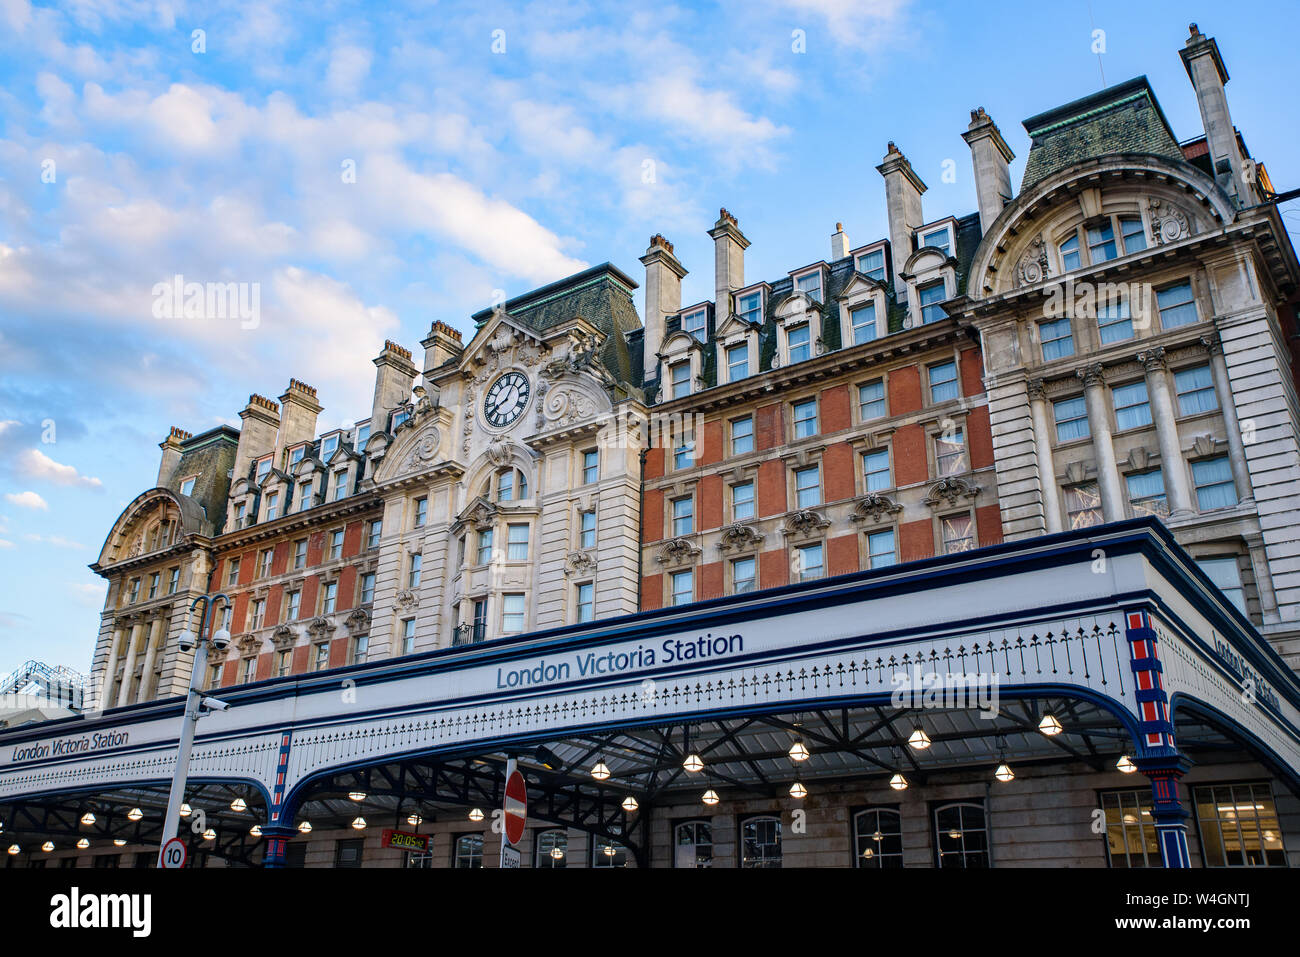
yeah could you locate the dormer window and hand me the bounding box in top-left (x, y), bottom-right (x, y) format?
top-left (681, 308), bottom-right (707, 341)
top-left (355, 423), bottom-right (371, 453)
top-left (391, 408), bottom-right (410, 430)
top-left (849, 302), bottom-right (878, 345)
top-left (265, 491), bottom-right (280, 521)
top-left (288, 445), bottom-right (306, 469)
top-left (726, 343), bottom-right (749, 381)
top-left (856, 248), bottom-right (886, 282)
top-left (787, 324), bottom-right (812, 364)
top-left (256, 456), bottom-right (272, 484)
top-left (670, 361), bottom-right (692, 399)
top-left (179, 476), bottom-right (197, 497)
top-left (918, 282), bottom-right (947, 324)
top-left (234, 502), bottom-right (247, 527)
top-left (298, 481), bottom-right (313, 512)
top-left (794, 271), bottom-right (823, 303)
top-left (737, 291), bottom-right (762, 324)
top-left (920, 226), bottom-right (951, 256)
top-left (332, 470), bottom-right (348, 501)
top-left (320, 434), bottom-right (339, 461)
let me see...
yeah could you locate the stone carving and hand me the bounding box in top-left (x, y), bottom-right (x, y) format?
top-left (271, 624), bottom-right (296, 649)
top-left (923, 477), bottom-right (980, 509)
top-left (1136, 346), bottom-right (1167, 372)
top-left (400, 425), bottom-right (444, 474)
top-left (1193, 435), bottom-right (1220, 457)
top-left (564, 550), bottom-right (596, 576)
top-left (345, 608), bottom-right (370, 634)
top-left (1064, 461), bottom-right (1091, 485)
top-left (716, 523), bottom-right (764, 553)
top-left (459, 499), bottom-right (498, 531)
top-left (306, 616), bottom-right (333, 638)
top-left (656, 537), bottom-right (702, 566)
top-left (1076, 363), bottom-right (1106, 387)
top-left (849, 493), bottom-right (904, 524)
top-left (1147, 198), bottom-right (1192, 245)
top-left (485, 435), bottom-right (514, 467)
top-left (395, 589), bottom-right (419, 609)
top-left (541, 332), bottom-right (604, 380)
top-left (783, 509), bottom-right (830, 539)
top-left (236, 634), bottom-right (262, 655)
top-left (1016, 235), bottom-right (1049, 286)
top-left (1126, 446), bottom-right (1151, 471)
top-left (541, 386), bottom-right (599, 428)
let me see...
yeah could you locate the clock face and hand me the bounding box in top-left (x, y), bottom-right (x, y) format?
top-left (483, 371), bottom-right (531, 428)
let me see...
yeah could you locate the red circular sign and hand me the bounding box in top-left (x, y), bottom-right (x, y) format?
top-left (160, 837), bottom-right (187, 869)
top-left (503, 770), bottom-right (527, 846)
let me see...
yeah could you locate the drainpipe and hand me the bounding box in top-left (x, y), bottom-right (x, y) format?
top-left (636, 445), bottom-right (649, 612)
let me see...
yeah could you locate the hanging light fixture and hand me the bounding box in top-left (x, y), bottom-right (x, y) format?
top-left (407, 814), bottom-right (423, 826)
top-left (249, 825), bottom-right (262, 837)
top-left (603, 844), bottom-right (616, 858)
top-left (1038, 714), bottom-right (1064, 736)
top-left (350, 817), bottom-right (366, 830)
top-left (907, 727), bottom-right (931, 750)
top-left (947, 828), bottom-right (962, 841)
top-left (203, 829), bottom-right (216, 841)
top-left (127, 808), bottom-right (143, 822)
top-left (42, 841), bottom-right (54, 852)
top-left (889, 772), bottom-right (909, 791)
top-left (468, 808), bottom-right (484, 822)
top-left (6, 845), bottom-right (18, 855)
top-left (789, 782), bottom-right (808, 799)
top-left (861, 846), bottom-right (875, 860)
top-left (347, 791), bottom-right (366, 802)
top-left (550, 846), bottom-right (564, 860)
top-left (788, 741), bottom-right (810, 762)
top-left (230, 798), bottom-right (247, 813)
top-left (298, 821), bottom-right (313, 834)
top-left (179, 803), bottom-right (192, 818)
top-left (1116, 755), bottom-right (1137, 774)
top-left (993, 736), bottom-right (1014, 783)
top-left (621, 796), bottom-right (639, 813)
top-left (702, 789), bottom-right (719, 805)
top-left (76, 838), bottom-right (90, 849)
top-left (113, 839), bottom-right (127, 847)
top-left (591, 760), bottom-right (611, 781)
top-left (683, 753), bottom-right (704, 774)
top-left (80, 812), bottom-right (96, 826)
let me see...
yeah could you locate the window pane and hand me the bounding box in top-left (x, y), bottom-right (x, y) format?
top-left (1087, 221), bottom-right (1117, 263)
top-left (1112, 381), bottom-right (1152, 430)
top-left (796, 543), bottom-right (823, 580)
top-left (1053, 395), bottom-right (1090, 442)
top-left (1060, 234), bottom-right (1080, 271)
top-left (733, 557), bottom-right (756, 594)
top-left (1040, 317), bottom-right (1074, 360)
top-left (859, 380), bottom-right (886, 420)
top-left (1157, 281), bottom-right (1197, 329)
top-left (1120, 216), bottom-right (1146, 254)
top-left (1192, 457), bottom-right (1237, 510)
top-left (863, 449), bottom-right (891, 492)
top-left (681, 309), bottom-right (707, 341)
top-left (1097, 299), bottom-right (1133, 344)
top-left (1175, 365), bottom-right (1217, 415)
top-left (793, 399), bottom-right (818, 438)
top-left (1126, 469), bottom-right (1167, 518)
top-left (1065, 483), bottom-right (1102, 529)
top-left (851, 302), bottom-right (877, 344)
top-left (731, 416), bottom-right (754, 455)
top-left (727, 343), bottom-right (749, 380)
top-left (788, 324), bottom-right (811, 363)
top-left (795, 465), bottom-right (820, 507)
top-left (867, 529), bottom-right (896, 568)
top-left (732, 481), bottom-right (755, 521)
top-left (919, 282), bottom-right (946, 324)
top-left (941, 514), bottom-right (974, 553)
top-left (1196, 557), bottom-right (1247, 613)
top-left (929, 362), bottom-right (958, 403)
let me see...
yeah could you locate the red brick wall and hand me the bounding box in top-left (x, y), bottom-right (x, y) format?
top-left (827, 533), bottom-right (858, 578)
top-left (265, 584), bottom-right (284, 627)
top-left (823, 441), bottom-right (856, 502)
top-left (306, 530), bottom-right (325, 567)
top-left (643, 489), bottom-right (664, 542)
top-left (641, 573), bottom-right (663, 611)
top-left (698, 474), bottom-right (723, 531)
top-left (328, 635), bottom-right (349, 668)
top-left (291, 644), bottom-right (310, 674)
top-left (699, 560), bottom-right (723, 602)
top-left (959, 347), bottom-right (984, 397)
top-left (821, 384), bottom-right (851, 433)
top-left (967, 405), bottom-right (993, 470)
top-left (644, 447), bottom-right (665, 481)
top-left (343, 520), bottom-right (363, 559)
top-left (889, 366), bottom-right (922, 415)
top-left (699, 420), bottom-right (723, 467)
top-left (756, 403), bottom-right (784, 450)
top-left (893, 424), bottom-right (928, 486)
top-left (757, 460), bottom-right (785, 517)
top-left (759, 548), bottom-right (788, 588)
top-left (337, 565), bottom-right (358, 612)
top-left (255, 652), bottom-right (273, 681)
top-left (976, 504), bottom-right (1003, 547)
top-left (900, 519), bottom-right (934, 564)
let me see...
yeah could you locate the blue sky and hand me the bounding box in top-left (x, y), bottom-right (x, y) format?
top-left (2, 0), bottom-right (1298, 677)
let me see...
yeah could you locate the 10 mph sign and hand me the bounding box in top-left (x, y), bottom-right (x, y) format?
top-left (160, 837), bottom-right (187, 869)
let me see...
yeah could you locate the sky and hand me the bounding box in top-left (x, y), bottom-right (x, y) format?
top-left (2, 0), bottom-right (1299, 678)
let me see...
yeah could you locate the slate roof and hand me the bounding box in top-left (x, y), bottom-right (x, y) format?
top-left (1020, 76), bottom-right (1183, 190)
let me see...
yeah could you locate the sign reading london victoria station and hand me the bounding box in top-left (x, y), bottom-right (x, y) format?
top-left (10, 729), bottom-right (129, 763)
top-left (494, 633), bottom-right (745, 690)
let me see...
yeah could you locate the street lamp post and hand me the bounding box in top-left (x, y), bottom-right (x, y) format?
top-left (157, 592), bottom-right (231, 868)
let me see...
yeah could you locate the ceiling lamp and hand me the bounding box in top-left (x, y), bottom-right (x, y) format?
top-left (127, 808), bottom-right (143, 822)
top-left (298, 821), bottom-right (313, 834)
top-left (468, 808), bottom-right (484, 822)
top-left (230, 798), bottom-right (247, 813)
top-left (591, 761), bottom-right (611, 782)
top-left (947, 828), bottom-right (962, 841)
top-left (76, 838), bottom-right (90, 849)
top-left (621, 796), bottom-right (639, 813)
top-left (994, 762), bottom-right (1015, 783)
top-left (179, 803), bottom-right (192, 818)
top-left (80, 812), bottom-right (96, 826)
top-left (861, 846), bottom-right (875, 859)
top-left (602, 844), bottom-right (616, 858)
top-left (203, 829), bottom-right (216, 841)
top-left (42, 841), bottom-right (54, 852)
top-left (889, 773), bottom-right (909, 791)
top-left (683, 754), bottom-right (704, 774)
top-left (249, 825), bottom-right (262, 837)
top-left (350, 817), bottom-right (366, 830)
top-left (407, 814), bottom-right (423, 826)
top-left (6, 845), bottom-right (18, 855)
top-left (789, 782), bottom-right (808, 799)
top-left (550, 847), bottom-right (564, 860)
top-left (1116, 755), bottom-right (1137, 774)
top-left (347, 791), bottom-right (366, 802)
top-left (907, 728), bottom-right (931, 750)
top-left (113, 839), bottom-right (127, 847)
top-left (788, 741), bottom-right (810, 762)
top-left (1038, 714), bottom-right (1064, 736)
top-left (702, 789), bottom-right (719, 806)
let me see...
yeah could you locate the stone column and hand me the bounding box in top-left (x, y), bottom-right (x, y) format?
top-left (116, 618), bottom-right (144, 708)
top-left (99, 620), bottom-right (126, 711)
top-left (1201, 333), bottom-right (1255, 504)
top-left (1027, 379), bottom-right (1064, 533)
top-left (1138, 347), bottom-right (1194, 517)
top-left (1077, 364), bottom-right (1125, 522)
top-left (136, 615), bottom-right (165, 703)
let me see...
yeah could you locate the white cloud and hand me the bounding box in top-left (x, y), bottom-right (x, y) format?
top-left (327, 44), bottom-right (372, 97)
top-left (0, 539), bottom-right (13, 549)
top-left (24, 533), bottom-right (88, 549)
top-left (16, 448), bottom-right (103, 488)
top-left (5, 491), bottom-right (48, 510)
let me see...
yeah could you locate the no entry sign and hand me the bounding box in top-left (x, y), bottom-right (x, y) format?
top-left (503, 761), bottom-right (527, 847)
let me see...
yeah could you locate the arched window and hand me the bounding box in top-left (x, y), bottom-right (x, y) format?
top-left (494, 467), bottom-right (529, 503)
top-left (740, 815), bottom-right (781, 868)
top-left (452, 833), bottom-right (483, 868)
top-left (854, 808), bottom-right (903, 868)
top-left (674, 821), bottom-right (712, 868)
top-left (535, 829), bottom-right (567, 868)
top-left (933, 801), bottom-right (989, 868)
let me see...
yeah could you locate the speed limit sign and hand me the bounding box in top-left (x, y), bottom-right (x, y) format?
top-left (160, 837), bottom-right (187, 869)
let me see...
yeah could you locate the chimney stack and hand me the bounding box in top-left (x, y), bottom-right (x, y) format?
top-left (371, 340), bottom-right (417, 434)
top-left (708, 208), bottom-right (750, 320)
top-left (157, 427), bottom-right (191, 487)
top-left (421, 321), bottom-right (463, 379)
top-left (830, 222), bottom-right (850, 261)
top-left (233, 394), bottom-right (280, 484)
top-left (1180, 23), bottom-right (1251, 206)
top-left (639, 234), bottom-right (687, 382)
top-left (275, 379), bottom-right (323, 465)
top-left (876, 143), bottom-right (927, 295)
top-left (962, 107), bottom-right (1015, 235)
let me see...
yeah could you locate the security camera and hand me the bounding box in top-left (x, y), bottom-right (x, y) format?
top-left (200, 696), bottom-right (230, 712)
top-left (177, 630), bottom-right (196, 652)
top-left (210, 628), bottom-right (231, 652)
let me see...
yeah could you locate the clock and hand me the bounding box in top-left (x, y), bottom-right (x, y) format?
top-left (483, 371), bottom-right (531, 428)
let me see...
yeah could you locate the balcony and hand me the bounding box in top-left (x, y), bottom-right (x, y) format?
top-left (452, 621), bottom-right (486, 647)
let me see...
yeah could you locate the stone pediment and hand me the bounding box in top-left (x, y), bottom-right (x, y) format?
top-left (271, 624), bottom-right (297, 650)
top-left (782, 509), bottom-right (830, 539)
top-left (835, 272), bottom-right (888, 301)
top-left (563, 550), bottom-right (596, 577)
top-left (716, 522), bottom-right (764, 553)
top-left (454, 496), bottom-right (499, 532)
top-left (849, 492), bottom-right (904, 524)
top-left (345, 608), bottom-right (371, 634)
top-left (923, 477), bottom-right (980, 509)
top-left (655, 537), bottom-right (702, 566)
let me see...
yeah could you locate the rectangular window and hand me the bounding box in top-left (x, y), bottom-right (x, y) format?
top-left (298, 482), bottom-right (313, 512)
top-left (935, 428), bottom-right (966, 476)
top-left (242, 657), bottom-right (256, 684)
top-left (402, 618), bottom-right (416, 654)
top-left (732, 556), bottom-right (756, 594)
top-left (940, 514), bottom-right (975, 553)
top-left (208, 663), bottom-right (222, 689)
top-left (355, 423), bottom-right (370, 453)
top-left (226, 559), bottom-right (240, 587)
top-left (477, 528), bottom-right (494, 565)
top-left (289, 445), bottom-right (306, 468)
top-left (1112, 381), bottom-right (1152, 431)
top-left (320, 434), bottom-right (339, 461)
top-left (498, 469), bottom-right (515, 503)
top-left (265, 492), bottom-right (279, 521)
top-left (1060, 234), bottom-right (1081, 272)
top-left (314, 643), bottom-right (330, 671)
top-left (408, 554), bottom-right (422, 589)
top-left (1126, 469), bottom-right (1168, 518)
top-left (142, 572), bottom-right (157, 600)
top-left (351, 634), bottom-right (368, 665)
top-left (1065, 483), bottom-right (1103, 529)
top-left (256, 456), bottom-right (272, 484)
top-left (507, 524), bottom-right (530, 561)
top-left (367, 520), bottom-right (382, 550)
top-left (1097, 299), bottom-right (1133, 344)
top-left (582, 450), bottom-right (599, 484)
top-left (234, 502), bottom-right (247, 527)
top-left (737, 291), bottom-right (762, 325)
top-left (863, 448), bottom-right (891, 492)
top-left (672, 496), bottom-right (694, 536)
top-left (360, 572), bottom-right (375, 605)
top-left (919, 282), bottom-right (946, 324)
top-left (795, 271), bottom-right (822, 302)
top-left (1039, 317), bottom-right (1075, 360)
top-left (1101, 789), bottom-right (1159, 868)
top-left (1193, 456), bottom-right (1237, 510)
top-left (1175, 365), bottom-right (1218, 416)
top-left (502, 593), bottom-right (525, 634)
top-left (322, 582), bottom-right (337, 615)
top-left (414, 497), bottom-right (428, 528)
top-left (856, 248), bottom-right (886, 282)
top-left (1087, 221), bottom-right (1117, 263)
top-left (1157, 281), bottom-right (1198, 329)
top-left (732, 481), bottom-right (755, 522)
top-left (787, 324), bottom-right (811, 364)
top-left (1053, 395), bottom-right (1090, 442)
top-left (674, 434), bottom-right (695, 470)
top-left (580, 510), bottom-right (596, 549)
top-left (258, 548), bottom-right (273, 578)
top-left (1119, 216), bottom-right (1146, 254)
top-left (180, 476), bottom-right (196, 497)
top-left (276, 650), bottom-right (291, 678)
top-left (795, 543), bottom-right (824, 581)
top-left (293, 538), bottom-right (307, 569)
top-left (921, 227), bottom-right (951, 255)
top-left (867, 529), bottom-right (896, 568)
top-left (850, 302), bottom-right (877, 345)
top-left (731, 416), bottom-right (754, 456)
top-left (576, 582), bottom-right (594, 623)
top-left (1196, 557), bottom-right (1247, 614)
top-left (858, 379), bottom-right (886, 420)
top-left (670, 361), bottom-right (691, 399)
top-left (329, 529), bottom-right (344, 560)
top-left (681, 308), bottom-right (707, 341)
top-left (794, 465), bottom-right (821, 508)
top-left (792, 398), bottom-right (818, 439)
top-left (250, 598), bottom-right (266, 630)
top-left (391, 409), bottom-right (409, 430)
top-left (333, 471), bottom-right (348, 501)
top-left (726, 343), bottom-right (749, 381)
top-left (670, 569), bottom-right (694, 606)
top-left (167, 567), bottom-right (180, 594)
top-left (1193, 782), bottom-right (1286, 866)
top-left (928, 361), bottom-right (958, 404)
top-left (287, 590), bottom-right (301, 621)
